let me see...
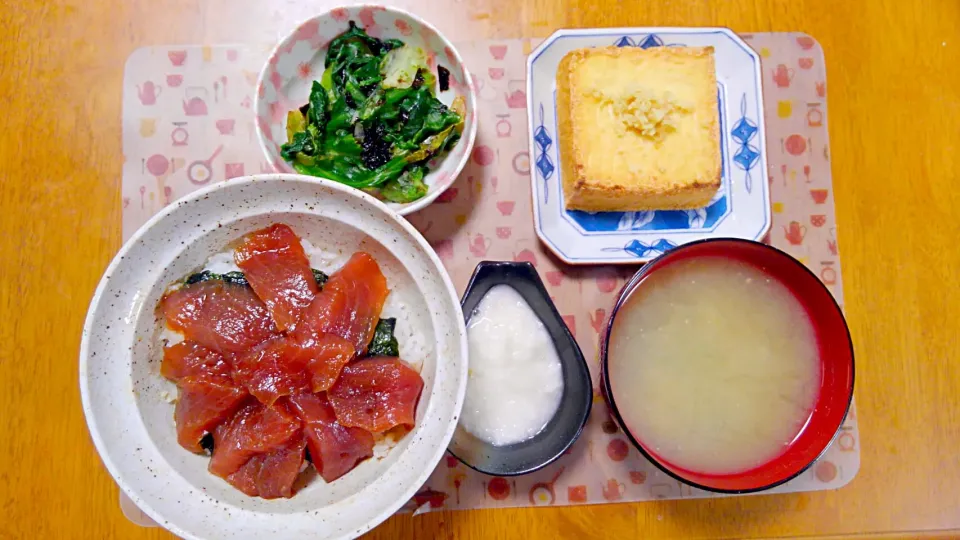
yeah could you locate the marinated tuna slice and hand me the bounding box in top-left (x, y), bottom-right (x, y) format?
top-left (225, 434), bottom-right (307, 499)
top-left (297, 252), bottom-right (389, 355)
top-left (328, 358), bottom-right (424, 433)
top-left (299, 333), bottom-right (356, 392)
top-left (161, 341), bottom-right (230, 383)
top-left (235, 224), bottom-right (319, 332)
top-left (288, 393), bottom-right (374, 482)
top-left (232, 333), bottom-right (355, 405)
top-left (160, 281), bottom-right (276, 354)
top-left (232, 337), bottom-right (308, 406)
top-left (174, 376), bottom-right (248, 453)
top-left (208, 401), bottom-right (301, 477)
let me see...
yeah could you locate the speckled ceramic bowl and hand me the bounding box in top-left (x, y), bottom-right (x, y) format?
top-left (255, 5), bottom-right (478, 215)
top-left (79, 174), bottom-right (468, 540)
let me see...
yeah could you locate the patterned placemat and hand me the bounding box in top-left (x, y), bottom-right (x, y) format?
top-left (119, 33), bottom-right (858, 526)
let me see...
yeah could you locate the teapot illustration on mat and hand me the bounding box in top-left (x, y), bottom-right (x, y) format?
top-left (137, 81), bottom-right (162, 105)
top-left (505, 80), bottom-right (526, 109)
top-left (183, 87), bottom-right (209, 116)
top-left (602, 478), bottom-right (626, 501)
top-left (772, 64), bottom-right (794, 88)
top-left (783, 220), bottom-right (807, 245)
top-left (469, 234), bottom-right (492, 257)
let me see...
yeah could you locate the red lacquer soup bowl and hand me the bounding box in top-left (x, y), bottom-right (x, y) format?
top-left (599, 238), bottom-right (855, 493)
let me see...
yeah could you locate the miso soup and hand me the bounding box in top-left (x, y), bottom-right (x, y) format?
top-left (607, 257), bottom-right (821, 475)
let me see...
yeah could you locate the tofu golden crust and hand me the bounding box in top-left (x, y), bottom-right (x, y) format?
top-left (557, 46), bottom-right (721, 212)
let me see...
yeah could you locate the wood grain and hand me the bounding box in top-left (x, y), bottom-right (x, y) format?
top-left (1, 0), bottom-right (959, 538)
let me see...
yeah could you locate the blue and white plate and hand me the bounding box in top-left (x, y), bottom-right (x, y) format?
top-left (526, 27), bottom-right (771, 264)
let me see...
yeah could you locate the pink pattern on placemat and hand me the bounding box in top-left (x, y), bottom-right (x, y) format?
top-left (120, 35), bottom-right (857, 525)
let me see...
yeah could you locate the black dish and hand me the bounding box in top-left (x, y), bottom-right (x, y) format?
top-left (448, 261), bottom-right (592, 476)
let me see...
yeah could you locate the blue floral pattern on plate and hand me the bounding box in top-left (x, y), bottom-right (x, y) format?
top-left (527, 28), bottom-right (771, 264)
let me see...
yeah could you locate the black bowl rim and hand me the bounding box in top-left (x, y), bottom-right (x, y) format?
top-left (448, 260), bottom-right (593, 476)
top-left (599, 237), bottom-right (856, 494)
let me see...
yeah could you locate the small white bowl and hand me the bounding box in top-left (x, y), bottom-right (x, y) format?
top-left (79, 174), bottom-right (468, 540)
top-left (255, 5), bottom-right (478, 215)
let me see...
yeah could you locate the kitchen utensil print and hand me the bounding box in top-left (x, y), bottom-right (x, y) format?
top-left (137, 81), bottom-right (162, 105)
top-left (468, 234), bottom-right (492, 257)
top-left (216, 119), bottom-right (235, 135)
top-left (485, 477), bottom-right (512, 501)
top-left (224, 163), bottom-right (245, 179)
top-left (214, 76), bottom-right (228, 103)
top-left (496, 114), bottom-right (512, 138)
top-left (489, 44), bottom-right (507, 60)
top-left (783, 220), bottom-right (807, 245)
top-left (807, 103), bottom-right (823, 127)
top-left (820, 260), bottom-right (837, 285)
top-left (168, 50), bottom-right (187, 66)
top-left (139, 119), bottom-right (156, 137)
top-left (505, 80), bottom-right (525, 108)
top-left (171, 122), bottom-right (189, 146)
top-left (145, 154), bottom-right (169, 177)
top-left (187, 145), bottom-right (223, 184)
top-left (528, 467), bottom-right (565, 506)
top-left (602, 478), bottom-right (626, 501)
top-left (772, 64), bottom-right (794, 88)
top-left (145, 154), bottom-right (173, 208)
top-left (183, 87), bottom-right (209, 116)
top-left (472, 73), bottom-right (498, 102)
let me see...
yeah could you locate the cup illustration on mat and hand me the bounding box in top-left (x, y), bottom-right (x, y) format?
top-left (777, 100), bottom-right (793, 118)
top-left (810, 188), bottom-right (829, 204)
top-left (772, 64), bottom-right (794, 88)
top-left (629, 471), bottom-right (647, 485)
top-left (216, 119), bottom-right (235, 135)
top-left (168, 50), bottom-right (187, 66)
top-left (139, 118), bottom-right (157, 138)
top-left (166, 74), bottom-right (184, 87)
top-left (224, 163), bottom-right (245, 179)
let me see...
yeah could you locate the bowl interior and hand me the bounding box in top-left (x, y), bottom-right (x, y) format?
top-left (449, 261), bottom-right (592, 476)
top-left (81, 175), bottom-right (467, 539)
top-left (601, 239), bottom-right (854, 493)
top-left (255, 6), bottom-right (477, 215)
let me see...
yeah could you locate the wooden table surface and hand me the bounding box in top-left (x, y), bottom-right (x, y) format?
top-left (2, 0), bottom-right (959, 538)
